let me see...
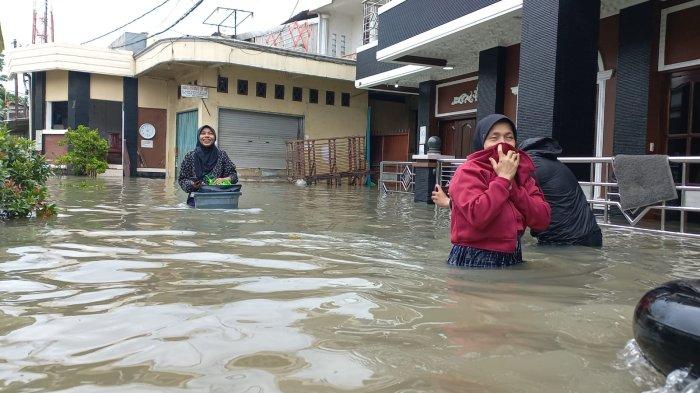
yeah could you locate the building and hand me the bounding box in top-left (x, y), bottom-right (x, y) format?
top-left (356, 0), bottom-right (700, 185)
top-left (5, 33), bottom-right (367, 178)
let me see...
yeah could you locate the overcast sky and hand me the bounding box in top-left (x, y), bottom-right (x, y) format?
top-left (1, 0), bottom-right (320, 93)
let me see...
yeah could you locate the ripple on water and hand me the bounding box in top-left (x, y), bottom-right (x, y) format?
top-left (144, 252), bottom-right (319, 271)
top-left (45, 260), bottom-right (165, 284)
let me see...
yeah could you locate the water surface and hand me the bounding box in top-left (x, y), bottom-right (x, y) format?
top-left (1, 178), bottom-right (699, 392)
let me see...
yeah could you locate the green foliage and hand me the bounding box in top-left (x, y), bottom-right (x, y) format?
top-left (0, 127), bottom-right (56, 219)
top-left (55, 125), bottom-right (109, 177)
top-left (204, 174), bottom-right (232, 186)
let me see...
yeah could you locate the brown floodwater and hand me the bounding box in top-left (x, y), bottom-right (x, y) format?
top-left (1, 177), bottom-right (699, 392)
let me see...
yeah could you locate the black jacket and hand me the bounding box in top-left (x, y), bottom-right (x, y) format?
top-left (519, 137), bottom-right (601, 245)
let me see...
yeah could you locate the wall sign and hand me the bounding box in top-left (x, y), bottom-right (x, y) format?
top-left (435, 77), bottom-right (478, 118)
top-left (139, 123), bottom-right (156, 139)
top-left (141, 139), bottom-right (154, 149)
top-left (180, 84), bottom-right (209, 99)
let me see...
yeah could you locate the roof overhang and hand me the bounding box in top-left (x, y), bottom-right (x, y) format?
top-left (5, 43), bottom-right (135, 77)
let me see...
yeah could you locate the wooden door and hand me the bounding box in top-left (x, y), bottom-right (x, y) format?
top-left (440, 118), bottom-right (476, 158)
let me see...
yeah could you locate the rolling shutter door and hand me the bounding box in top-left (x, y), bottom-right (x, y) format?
top-left (218, 109), bottom-right (302, 169)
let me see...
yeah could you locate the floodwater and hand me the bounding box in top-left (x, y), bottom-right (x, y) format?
top-left (1, 177), bottom-right (699, 393)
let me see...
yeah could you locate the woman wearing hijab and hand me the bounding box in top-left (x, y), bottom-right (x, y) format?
top-left (443, 114), bottom-right (550, 268)
top-left (178, 125), bottom-right (238, 206)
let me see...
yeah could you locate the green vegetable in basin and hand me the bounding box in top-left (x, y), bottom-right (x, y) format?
top-left (203, 174), bottom-right (232, 186)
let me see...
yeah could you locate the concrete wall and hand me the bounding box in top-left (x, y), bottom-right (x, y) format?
top-left (138, 77), bottom-right (168, 109)
top-left (90, 74), bottom-right (123, 101)
top-left (45, 70), bottom-right (68, 102)
top-left (328, 13), bottom-right (363, 57)
top-left (161, 64), bottom-right (367, 178)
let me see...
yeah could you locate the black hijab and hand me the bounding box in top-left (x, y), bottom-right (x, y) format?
top-left (472, 114), bottom-right (518, 151)
top-left (193, 125), bottom-right (220, 180)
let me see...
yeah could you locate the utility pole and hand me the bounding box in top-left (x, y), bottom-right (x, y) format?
top-left (13, 39), bottom-right (19, 132)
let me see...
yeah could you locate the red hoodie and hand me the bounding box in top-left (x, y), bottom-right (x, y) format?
top-left (449, 143), bottom-right (551, 253)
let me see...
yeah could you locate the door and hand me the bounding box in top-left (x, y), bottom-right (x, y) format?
top-left (218, 109), bottom-right (302, 169)
top-left (439, 118), bottom-right (476, 158)
top-left (176, 110), bottom-right (198, 173)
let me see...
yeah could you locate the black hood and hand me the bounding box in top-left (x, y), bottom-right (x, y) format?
top-left (519, 137), bottom-right (563, 158)
top-left (472, 114), bottom-right (517, 151)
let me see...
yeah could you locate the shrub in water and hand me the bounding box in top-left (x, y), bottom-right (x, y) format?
top-left (55, 125), bottom-right (109, 177)
top-left (0, 127), bottom-right (56, 219)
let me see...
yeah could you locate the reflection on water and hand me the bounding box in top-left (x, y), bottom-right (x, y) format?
top-left (1, 178), bottom-right (699, 392)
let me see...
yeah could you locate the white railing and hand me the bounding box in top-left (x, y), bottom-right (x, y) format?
top-left (379, 161), bottom-right (415, 194)
top-left (434, 157), bottom-right (700, 238)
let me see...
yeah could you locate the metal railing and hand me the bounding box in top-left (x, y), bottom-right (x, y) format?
top-left (379, 161), bottom-right (415, 194)
top-left (432, 156), bottom-right (700, 238)
top-left (286, 136), bottom-right (367, 186)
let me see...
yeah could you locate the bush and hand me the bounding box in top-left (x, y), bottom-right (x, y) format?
top-left (55, 125), bottom-right (109, 177)
top-left (0, 127), bottom-right (56, 219)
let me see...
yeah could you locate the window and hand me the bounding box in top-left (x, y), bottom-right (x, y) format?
top-left (50, 101), bottom-right (68, 129)
top-left (309, 89), bottom-right (319, 104)
top-left (326, 91), bottom-right (335, 106)
top-left (275, 84), bottom-right (285, 100)
top-left (256, 82), bottom-right (267, 98)
top-left (292, 87), bottom-right (303, 102)
top-left (341, 92), bottom-right (350, 107)
top-left (340, 35), bottom-right (346, 57)
top-left (237, 79), bottom-right (248, 95)
top-left (331, 33), bottom-right (337, 57)
top-left (665, 75), bottom-right (700, 184)
top-left (217, 76), bottom-right (228, 93)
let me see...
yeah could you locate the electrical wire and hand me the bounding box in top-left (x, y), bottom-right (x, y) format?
top-left (111, 0), bottom-right (203, 50)
top-left (81, 0), bottom-right (172, 44)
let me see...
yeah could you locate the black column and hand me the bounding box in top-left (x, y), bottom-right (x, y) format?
top-left (417, 81), bottom-right (437, 154)
top-left (613, 2), bottom-right (652, 155)
top-left (517, 0), bottom-right (600, 160)
top-left (477, 46), bottom-right (507, 122)
top-left (67, 71), bottom-right (91, 129)
top-left (30, 72), bottom-right (46, 142)
top-left (123, 77), bottom-right (139, 177)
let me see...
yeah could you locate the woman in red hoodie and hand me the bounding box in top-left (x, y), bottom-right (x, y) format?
top-left (446, 114), bottom-right (550, 268)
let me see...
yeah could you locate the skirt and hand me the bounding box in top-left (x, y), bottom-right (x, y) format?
top-left (446, 240), bottom-right (523, 268)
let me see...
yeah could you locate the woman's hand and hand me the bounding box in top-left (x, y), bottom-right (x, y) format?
top-left (489, 144), bottom-right (519, 182)
top-left (431, 185), bottom-right (451, 208)
top-left (193, 180), bottom-right (202, 190)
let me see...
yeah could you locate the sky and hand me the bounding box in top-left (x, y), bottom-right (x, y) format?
top-left (1, 0), bottom-right (321, 94)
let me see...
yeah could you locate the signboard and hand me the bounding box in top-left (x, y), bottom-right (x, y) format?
top-left (180, 85), bottom-right (208, 99)
top-left (436, 77), bottom-right (478, 117)
top-left (140, 139), bottom-right (154, 148)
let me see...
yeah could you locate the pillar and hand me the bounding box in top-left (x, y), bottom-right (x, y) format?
top-left (67, 71), bottom-right (90, 129)
top-left (477, 46), bottom-right (507, 122)
top-left (613, 2), bottom-right (652, 155)
top-left (123, 77), bottom-right (139, 176)
top-left (516, 0), bottom-right (600, 161)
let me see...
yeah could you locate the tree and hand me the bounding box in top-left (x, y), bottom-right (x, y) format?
top-left (55, 125), bottom-right (109, 177)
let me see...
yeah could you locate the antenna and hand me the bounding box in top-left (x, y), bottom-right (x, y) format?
top-left (32, 0), bottom-right (53, 44)
top-left (203, 7), bottom-right (253, 37)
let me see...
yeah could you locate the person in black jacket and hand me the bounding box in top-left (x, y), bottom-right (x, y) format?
top-left (433, 136), bottom-right (602, 247)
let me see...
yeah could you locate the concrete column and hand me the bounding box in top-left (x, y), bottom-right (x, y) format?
top-left (67, 71), bottom-right (90, 129)
top-left (317, 14), bottom-right (329, 56)
top-left (516, 0), bottom-right (600, 161)
top-left (613, 2), bottom-right (652, 155)
top-left (123, 77), bottom-right (138, 177)
top-left (30, 71), bottom-right (46, 144)
top-left (417, 81), bottom-right (437, 154)
top-left (477, 46), bottom-right (507, 122)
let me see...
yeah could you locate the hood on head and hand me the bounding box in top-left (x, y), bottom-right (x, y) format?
top-left (518, 137), bottom-right (563, 158)
top-left (472, 114), bottom-right (517, 151)
top-left (196, 125), bottom-right (217, 148)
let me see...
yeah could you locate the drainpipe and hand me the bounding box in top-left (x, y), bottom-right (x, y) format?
top-left (317, 14), bottom-right (329, 55)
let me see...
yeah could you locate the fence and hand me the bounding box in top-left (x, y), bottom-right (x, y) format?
top-left (286, 136), bottom-right (368, 185)
top-left (431, 157), bottom-right (700, 238)
top-left (378, 161), bottom-right (415, 194)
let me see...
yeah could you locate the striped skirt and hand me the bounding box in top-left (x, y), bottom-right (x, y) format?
top-left (446, 240), bottom-right (523, 268)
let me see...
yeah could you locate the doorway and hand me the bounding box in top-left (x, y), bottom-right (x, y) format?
top-left (175, 110), bottom-right (198, 173)
top-left (439, 118), bottom-right (476, 158)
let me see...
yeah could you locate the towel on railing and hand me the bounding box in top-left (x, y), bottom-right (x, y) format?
top-left (612, 154), bottom-right (677, 211)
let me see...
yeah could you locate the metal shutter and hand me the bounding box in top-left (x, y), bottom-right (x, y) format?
top-left (218, 109), bottom-right (302, 169)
